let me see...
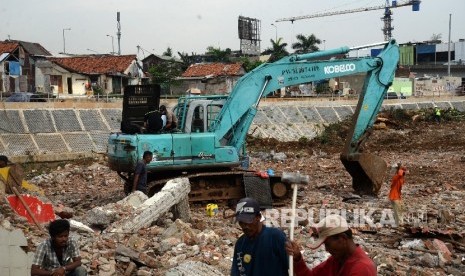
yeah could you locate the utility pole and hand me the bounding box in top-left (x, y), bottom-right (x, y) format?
top-left (62, 28), bottom-right (71, 54)
top-left (447, 13), bottom-right (452, 76)
top-left (271, 23), bottom-right (277, 41)
top-left (107, 34), bottom-right (115, 54)
top-left (117, 12), bottom-right (121, 55)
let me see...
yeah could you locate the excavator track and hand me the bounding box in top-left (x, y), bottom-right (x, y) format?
top-left (142, 170), bottom-right (291, 205)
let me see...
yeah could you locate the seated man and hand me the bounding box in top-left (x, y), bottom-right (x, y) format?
top-left (286, 214), bottom-right (376, 276)
top-left (159, 105), bottom-right (177, 130)
top-left (31, 219), bottom-right (87, 276)
top-left (143, 108), bottom-right (163, 133)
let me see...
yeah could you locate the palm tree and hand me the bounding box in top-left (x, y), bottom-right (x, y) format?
top-left (163, 47), bottom-right (173, 57)
top-left (292, 34), bottom-right (321, 54)
top-left (262, 38), bottom-right (289, 62)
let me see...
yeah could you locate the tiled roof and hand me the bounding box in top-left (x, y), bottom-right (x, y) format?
top-left (48, 55), bottom-right (136, 75)
top-left (0, 41), bottom-right (19, 55)
top-left (182, 63), bottom-right (244, 78)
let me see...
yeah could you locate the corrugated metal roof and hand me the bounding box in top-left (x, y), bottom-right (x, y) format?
top-left (141, 53), bottom-right (182, 63)
top-left (17, 41), bottom-right (51, 56)
top-left (0, 53), bottom-right (10, 63)
top-left (182, 63), bottom-right (244, 78)
top-left (48, 55), bottom-right (136, 75)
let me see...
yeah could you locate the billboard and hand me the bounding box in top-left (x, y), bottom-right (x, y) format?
top-left (238, 16), bottom-right (261, 55)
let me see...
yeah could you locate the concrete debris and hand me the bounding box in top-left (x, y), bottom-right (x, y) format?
top-left (107, 178), bottom-right (191, 233)
top-left (1, 117), bottom-right (465, 275)
top-left (115, 244), bottom-right (158, 268)
top-left (166, 261), bottom-right (225, 276)
top-left (118, 191), bottom-right (149, 208)
top-left (400, 239), bottom-right (426, 250)
top-left (69, 219), bottom-right (94, 233)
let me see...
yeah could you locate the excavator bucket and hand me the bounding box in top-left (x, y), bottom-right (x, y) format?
top-left (340, 153), bottom-right (387, 196)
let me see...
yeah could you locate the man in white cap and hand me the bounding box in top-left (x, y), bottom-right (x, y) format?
top-left (286, 214), bottom-right (376, 275)
top-left (231, 197), bottom-right (289, 276)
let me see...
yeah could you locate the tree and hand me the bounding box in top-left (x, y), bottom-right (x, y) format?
top-left (206, 46), bottom-right (232, 62)
top-left (163, 47), bottom-right (173, 57)
top-left (292, 34), bottom-right (321, 54)
top-left (430, 33), bottom-right (442, 43)
top-left (177, 51), bottom-right (195, 71)
top-left (148, 60), bottom-right (182, 89)
top-left (238, 57), bottom-right (263, 72)
top-left (262, 38), bottom-right (289, 62)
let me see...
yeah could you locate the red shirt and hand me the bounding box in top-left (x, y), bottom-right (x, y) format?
top-left (389, 169), bottom-right (405, 201)
top-left (294, 246), bottom-right (377, 276)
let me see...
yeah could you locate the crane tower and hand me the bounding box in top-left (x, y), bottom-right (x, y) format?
top-left (276, 0), bottom-right (420, 41)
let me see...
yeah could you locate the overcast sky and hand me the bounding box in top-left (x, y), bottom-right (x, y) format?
top-left (1, 0), bottom-right (464, 59)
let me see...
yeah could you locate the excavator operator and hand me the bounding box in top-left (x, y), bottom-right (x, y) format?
top-left (144, 107), bottom-right (163, 134)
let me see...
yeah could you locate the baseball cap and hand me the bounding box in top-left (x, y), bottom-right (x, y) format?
top-left (308, 214), bottom-right (349, 249)
top-left (235, 197), bottom-right (261, 223)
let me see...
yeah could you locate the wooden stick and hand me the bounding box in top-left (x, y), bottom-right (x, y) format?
top-left (11, 186), bottom-right (44, 232)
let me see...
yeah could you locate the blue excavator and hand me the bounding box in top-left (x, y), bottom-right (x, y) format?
top-left (107, 40), bottom-right (399, 204)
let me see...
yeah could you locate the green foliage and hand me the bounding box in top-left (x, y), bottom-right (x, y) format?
top-left (206, 46), bottom-right (232, 62)
top-left (262, 38), bottom-right (289, 62)
top-left (424, 107), bottom-right (465, 122)
top-left (148, 61), bottom-right (182, 87)
top-left (292, 34), bottom-right (321, 54)
top-left (163, 47), bottom-right (173, 57)
top-left (238, 57), bottom-right (263, 72)
top-left (177, 51), bottom-right (194, 70)
top-left (298, 136), bottom-right (309, 144)
top-left (315, 121), bottom-right (347, 145)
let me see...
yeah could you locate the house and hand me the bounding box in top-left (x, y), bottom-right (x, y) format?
top-left (141, 54), bottom-right (181, 73)
top-left (141, 54), bottom-right (183, 94)
top-left (174, 62), bottom-right (245, 95)
top-left (35, 55), bottom-right (141, 96)
top-left (0, 40), bottom-right (51, 93)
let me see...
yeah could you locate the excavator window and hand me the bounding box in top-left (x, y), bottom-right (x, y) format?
top-left (192, 106), bottom-right (204, 132)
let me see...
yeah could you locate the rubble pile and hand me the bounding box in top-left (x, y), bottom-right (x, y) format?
top-left (1, 118), bottom-right (465, 275)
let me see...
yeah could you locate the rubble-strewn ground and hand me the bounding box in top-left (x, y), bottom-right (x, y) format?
top-left (3, 109), bottom-right (465, 275)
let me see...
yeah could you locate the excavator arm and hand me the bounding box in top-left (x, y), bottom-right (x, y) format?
top-left (212, 40), bottom-right (399, 195)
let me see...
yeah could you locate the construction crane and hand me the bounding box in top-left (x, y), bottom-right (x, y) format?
top-left (276, 0), bottom-right (421, 41)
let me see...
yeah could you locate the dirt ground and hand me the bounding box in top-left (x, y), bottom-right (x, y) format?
top-left (3, 109), bottom-right (465, 275)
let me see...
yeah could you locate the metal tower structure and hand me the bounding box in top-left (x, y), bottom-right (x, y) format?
top-left (117, 12), bottom-right (121, 55)
top-left (276, 1), bottom-right (420, 41)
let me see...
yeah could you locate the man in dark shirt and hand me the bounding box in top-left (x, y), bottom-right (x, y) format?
top-left (231, 197), bottom-right (289, 276)
top-left (144, 108), bottom-right (163, 133)
top-left (132, 151), bottom-right (153, 194)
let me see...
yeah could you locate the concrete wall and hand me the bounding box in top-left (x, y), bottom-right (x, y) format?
top-left (1, 99), bottom-right (464, 163)
top-left (0, 227), bottom-right (33, 275)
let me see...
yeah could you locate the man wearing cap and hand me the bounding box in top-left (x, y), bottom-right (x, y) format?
top-left (286, 214), bottom-right (376, 276)
top-left (231, 197), bottom-right (289, 276)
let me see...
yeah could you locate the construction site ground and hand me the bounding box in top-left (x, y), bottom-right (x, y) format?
top-left (2, 109), bottom-right (465, 275)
